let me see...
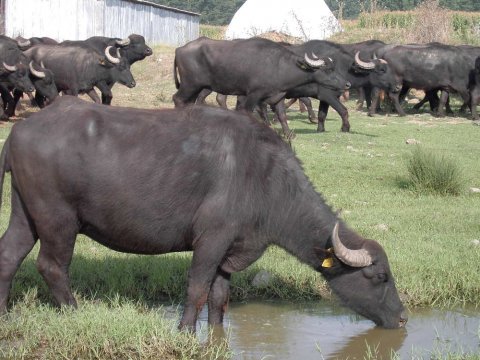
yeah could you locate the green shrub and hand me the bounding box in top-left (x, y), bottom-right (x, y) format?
top-left (405, 146), bottom-right (465, 196)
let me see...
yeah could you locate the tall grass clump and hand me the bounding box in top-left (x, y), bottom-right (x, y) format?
top-left (404, 146), bottom-right (465, 196)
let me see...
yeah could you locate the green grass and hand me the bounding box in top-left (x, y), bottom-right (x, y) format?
top-left (0, 44), bottom-right (479, 358)
top-left (402, 146), bottom-right (465, 195)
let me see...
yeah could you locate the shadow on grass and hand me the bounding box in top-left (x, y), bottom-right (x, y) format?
top-left (8, 253), bottom-right (321, 310)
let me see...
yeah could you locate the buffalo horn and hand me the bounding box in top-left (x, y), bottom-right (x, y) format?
top-left (16, 39), bottom-right (31, 48)
top-left (354, 51), bottom-right (375, 70)
top-left (379, 59), bottom-right (388, 64)
top-left (115, 37), bottom-right (131, 47)
top-left (29, 61), bottom-right (46, 79)
top-left (332, 222), bottom-right (373, 267)
top-left (105, 46), bottom-right (120, 64)
top-left (304, 53), bottom-right (325, 68)
top-left (2, 62), bottom-right (17, 72)
top-left (116, 48), bottom-right (122, 58)
top-left (40, 61), bottom-right (46, 68)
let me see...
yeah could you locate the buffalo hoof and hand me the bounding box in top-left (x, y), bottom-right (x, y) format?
top-left (284, 130), bottom-right (296, 140)
top-left (309, 117), bottom-right (318, 124)
top-left (368, 112), bottom-right (375, 117)
top-left (341, 126), bottom-right (350, 132)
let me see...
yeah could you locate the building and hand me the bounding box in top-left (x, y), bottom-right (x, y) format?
top-left (0, 0), bottom-right (200, 46)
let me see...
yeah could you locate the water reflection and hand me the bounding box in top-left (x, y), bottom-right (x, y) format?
top-left (172, 300), bottom-right (479, 359)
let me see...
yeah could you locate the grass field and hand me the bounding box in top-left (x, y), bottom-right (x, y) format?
top-left (0, 43), bottom-right (479, 359)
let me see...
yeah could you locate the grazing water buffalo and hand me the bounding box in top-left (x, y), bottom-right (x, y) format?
top-left (173, 37), bottom-right (349, 138)
top-left (0, 96), bottom-right (407, 331)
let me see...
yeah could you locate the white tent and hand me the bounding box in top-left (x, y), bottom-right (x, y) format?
top-left (225, 0), bottom-right (341, 41)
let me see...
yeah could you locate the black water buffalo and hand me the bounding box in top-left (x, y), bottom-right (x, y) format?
top-left (24, 44), bottom-right (135, 103)
top-left (62, 34), bottom-right (151, 104)
top-left (173, 37), bottom-right (349, 138)
top-left (371, 43), bottom-right (480, 118)
top-left (411, 44), bottom-right (480, 118)
top-left (0, 96), bottom-right (407, 331)
top-left (9, 62), bottom-right (59, 114)
top-left (281, 40), bottom-right (400, 132)
top-left (340, 40), bottom-right (388, 110)
top-left (0, 36), bottom-right (35, 118)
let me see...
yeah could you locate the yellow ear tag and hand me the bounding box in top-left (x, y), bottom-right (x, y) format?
top-left (321, 248), bottom-right (334, 268)
top-left (322, 257), bottom-right (334, 268)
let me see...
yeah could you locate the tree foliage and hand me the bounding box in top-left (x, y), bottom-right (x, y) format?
top-left (150, 0), bottom-right (480, 25)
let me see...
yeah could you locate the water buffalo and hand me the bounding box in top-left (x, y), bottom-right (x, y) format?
top-left (61, 34), bottom-right (152, 104)
top-left (173, 37), bottom-right (349, 138)
top-left (23, 44), bottom-right (135, 103)
top-left (0, 96), bottom-right (407, 331)
top-left (0, 36), bottom-right (35, 118)
top-left (371, 43), bottom-right (480, 118)
top-left (287, 40), bottom-right (401, 132)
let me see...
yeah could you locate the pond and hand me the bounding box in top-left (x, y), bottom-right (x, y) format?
top-left (168, 300), bottom-right (480, 359)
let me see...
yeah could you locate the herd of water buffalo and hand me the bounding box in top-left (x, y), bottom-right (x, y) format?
top-left (1, 33), bottom-right (479, 137)
top-left (0, 33), bottom-right (152, 119)
top-left (173, 37), bottom-right (480, 138)
top-left (0, 32), bottom-right (421, 332)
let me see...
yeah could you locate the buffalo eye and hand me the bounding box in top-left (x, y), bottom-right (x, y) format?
top-left (376, 65), bottom-right (386, 74)
top-left (375, 273), bottom-right (388, 283)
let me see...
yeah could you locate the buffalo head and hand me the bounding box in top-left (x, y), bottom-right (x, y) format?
top-left (101, 47), bottom-right (136, 89)
top-left (319, 222), bottom-right (408, 329)
top-left (3, 62), bottom-right (35, 93)
top-left (29, 61), bottom-right (58, 103)
top-left (354, 52), bottom-right (402, 93)
top-left (301, 56), bottom-right (351, 92)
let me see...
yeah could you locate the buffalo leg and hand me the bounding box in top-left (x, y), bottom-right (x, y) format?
top-left (318, 99), bottom-right (349, 133)
top-left (317, 101), bottom-right (329, 132)
top-left (368, 87), bottom-right (381, 117)
top-left (207, 270), bottom-right (231, 325)
top-left (35, 209), bottom-right (78, 308)
top-left (0, 188), bottom-right (38, 313)
top-left (272, 100), bottom-right (294, 139)
top-left (256, 102), bottom-right (270, 125)
top-left (0, 87), bottom-right (15, 117)
top-left (196, 89), bottom-right (212, 105)
top-left (179, 236), bottom-right (232, 331)
top-left (299, 97), bottom-right (317, 123)
top-left (216, 94), bottom-right (228, 109)
top-left (436, 90), bottom-right (449, 117)
top-left (388, 91), bottom-right (407, 116)
top-left (95, 83), bottom-right (113, 105)
top-left (173, 87), bottom-right (203, 108)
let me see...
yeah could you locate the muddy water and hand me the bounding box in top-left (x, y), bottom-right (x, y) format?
top-left (186, 300), bottom-right (480, 359)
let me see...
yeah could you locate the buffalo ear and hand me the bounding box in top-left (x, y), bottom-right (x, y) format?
top-left (99, 58), bottom-right (108, 66)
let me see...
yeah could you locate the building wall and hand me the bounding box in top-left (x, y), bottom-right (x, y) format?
top-left (4, 0), bottom-right (199, 46)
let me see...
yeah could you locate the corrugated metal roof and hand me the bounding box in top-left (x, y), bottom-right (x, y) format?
top-left (120, 0), bottom-right (200, 17)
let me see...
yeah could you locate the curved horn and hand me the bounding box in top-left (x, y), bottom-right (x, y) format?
top-left (16, 39), bottom-right (31, 48)
top-left (332, 222), bottom-right (373, 267)
top-left (105, 46), bottom-right (120, 64)
top-left (40, 61), bottom-right (46, 68)
top-left (354, 51), bottom-right (375, 70)
top-left (379, 59), bottom-right (388, 64)
top-left (29, 61), bottom-right (46, 78)
top-left (116, 48), bottom-right (122, 58)
top-left (115, 37), bottom-right (131, 47)
top-left (373, 53), bottom-right (378, 60)
top-left (304, 53), bottom-right (325, 68)
top-left (2, 62), bottom-right (17, 72)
